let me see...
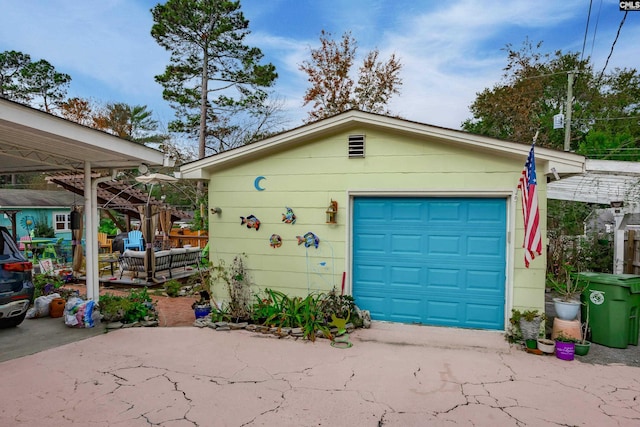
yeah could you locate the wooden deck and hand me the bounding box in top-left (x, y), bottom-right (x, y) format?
top-left (80, 265), bottom-right (204, 288)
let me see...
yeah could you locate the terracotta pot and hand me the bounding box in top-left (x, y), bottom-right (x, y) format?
top-left (551, 318), bottom-right (582, 341)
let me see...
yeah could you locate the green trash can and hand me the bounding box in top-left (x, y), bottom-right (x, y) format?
top-left (578, 272), bottom-right (640, 349)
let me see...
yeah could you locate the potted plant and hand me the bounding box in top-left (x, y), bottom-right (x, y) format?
top-left (508, 309), bottom-right (545, 348)
top-left (575, 302), bottom-right (591, 356)
top-left (536, 337), bottom-right (555, 354)
top-left (548, 263), bottom-right (586, 321)
top-left (555, 332), bottom-right (578, 361)
top-left (192, 290), bottom-right (212, 319)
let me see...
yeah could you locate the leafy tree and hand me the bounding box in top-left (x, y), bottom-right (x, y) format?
top-left (462, 39), bottom-right (640, 156)
top-left (151, 0), bottom-right (278, 157)
top-left (299, 30), bottom-right (402, 122)
top-left (20, 59), bottom-right (71, 113)
top-left (92, 102), bottom-right (167, 144)
top-left (58, 97), bottom-right (95, 127)
top-left (0, 50), bottom-right (71, 113)
top-left (0, 50), bottom-right (32, 102)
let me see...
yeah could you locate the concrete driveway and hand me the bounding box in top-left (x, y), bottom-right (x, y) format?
top-left (1, 322), bottom-right (639, 426)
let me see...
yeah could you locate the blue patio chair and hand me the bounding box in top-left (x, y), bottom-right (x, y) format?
top-left (123, 230), bottom-right (144, 251)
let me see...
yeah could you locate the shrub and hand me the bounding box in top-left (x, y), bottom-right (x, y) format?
top-left (32, 273), bottom-right (64, 299)
top-left (165, 279), bottom-right (182, 297)
top-left (98, 287), bottom-right (157, 324)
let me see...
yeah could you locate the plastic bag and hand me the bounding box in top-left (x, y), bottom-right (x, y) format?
top-left (64, 298), bottom-right (97, 328)
top-left (64, 297), bottom-right (84, 327)
top-left (26, 293), bottom-right (61, 319)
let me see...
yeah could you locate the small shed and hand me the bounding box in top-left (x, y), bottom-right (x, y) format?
top-left (0, 189), bottom-right (76, 240)
top-left (180, 111), bottom-right (585, 331)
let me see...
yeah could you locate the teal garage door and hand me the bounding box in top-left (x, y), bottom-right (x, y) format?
top-left (353, 197), bottom-right (506, 330)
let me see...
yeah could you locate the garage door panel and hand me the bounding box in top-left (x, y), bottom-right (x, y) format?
top-left (389, 266), bottom-right (423, 289)
top-left (391, 202), bottom-right (424, 221)
top-left (390, 297), bottom-right (422, 322)
top-left (354, 264), bottom-right (387, 285)
top-left (467, 201), bottom-right (505, 223)
top-left (467, 235), bottom-right (504, 258)
top-left (426, 268), bottom-right (460, 289)
top-left (427, 201), bottom-right (462, 221)
top-left (465, 303), bottom-right (503, 328)
top-left (390, 234), bottom-right (422, 254)
top-left (355, 233), bottom-right (387, 254)
top-left (356, 295), bottom-right (387, 318)
top-left (427, 235), bottom-right (460, 255)
top-left (466, 269), bottom-right (504, 293)
top-left (425, 300), bottom-right (461, 324)
top-left (353, 197), bottom-right (506, 330)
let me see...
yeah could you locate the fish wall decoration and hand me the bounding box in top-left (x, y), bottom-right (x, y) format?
top-left (296, 232), bottom-right (320, 249)
top-left (282, 207), bottom-right (296, 224)
top-left (240, 215), bottom-right (260, 230)
top-left (269, 234), bottom-right (282, 248)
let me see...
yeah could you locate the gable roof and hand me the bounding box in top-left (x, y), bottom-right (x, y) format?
top-left (0, 189), bottom-right (76, 208)
top-left (179, 110), bottom-right (585, 180)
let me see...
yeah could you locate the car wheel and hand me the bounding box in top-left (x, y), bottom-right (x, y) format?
top-left (0, 312), bottom-right (28, 329)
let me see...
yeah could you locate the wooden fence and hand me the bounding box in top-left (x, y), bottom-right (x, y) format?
top-left (624, 229), bottom-right (640, 274)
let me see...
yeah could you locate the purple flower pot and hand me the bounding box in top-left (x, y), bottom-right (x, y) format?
top-left (555, 341), bottom-right (575, 361)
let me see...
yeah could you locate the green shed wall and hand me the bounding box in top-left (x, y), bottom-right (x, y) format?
top-left (205, 126), bottom-right (547, 322)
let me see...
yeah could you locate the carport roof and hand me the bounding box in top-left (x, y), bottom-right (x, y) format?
top-left (0, 98), bottom-right (165, 173)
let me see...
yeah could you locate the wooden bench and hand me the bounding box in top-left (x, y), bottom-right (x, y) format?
top-left (119, 247), bottom-right (202, 279)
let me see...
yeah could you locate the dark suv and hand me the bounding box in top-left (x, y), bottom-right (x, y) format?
top-left (0, 226), bottom-right (34, 328)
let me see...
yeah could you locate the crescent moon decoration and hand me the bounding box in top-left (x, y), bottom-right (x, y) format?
top-left (254, 176), bottom-right (266, 191)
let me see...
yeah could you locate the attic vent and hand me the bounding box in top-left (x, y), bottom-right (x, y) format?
top-left (348, 134), bottom-right (365, 158)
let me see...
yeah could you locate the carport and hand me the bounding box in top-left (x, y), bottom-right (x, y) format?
top-left (0, 98), bottom-right (170, 301)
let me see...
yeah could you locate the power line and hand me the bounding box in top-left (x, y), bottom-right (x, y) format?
top-left (580, 0), bottom-right (593, 62)
top-left (589, 0), bottom-right (604, 61)
top-left (597, 11), bottom-right (628, 84)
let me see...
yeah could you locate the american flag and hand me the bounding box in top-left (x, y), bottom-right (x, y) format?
top-left (518, 144), bottom-right (542, 268)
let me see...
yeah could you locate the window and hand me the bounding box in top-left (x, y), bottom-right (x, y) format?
top-left (53, 212), bottom-right (71, 232)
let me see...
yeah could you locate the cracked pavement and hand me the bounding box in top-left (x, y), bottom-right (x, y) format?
top-left (1, 323), bottom-right (639, 426)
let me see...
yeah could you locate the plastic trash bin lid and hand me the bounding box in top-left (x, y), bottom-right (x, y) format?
top-left (577, 272), bottom-right (640, 293)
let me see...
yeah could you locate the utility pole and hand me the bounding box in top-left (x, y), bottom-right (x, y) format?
top-left (564, 69), bottom-right (577, 151)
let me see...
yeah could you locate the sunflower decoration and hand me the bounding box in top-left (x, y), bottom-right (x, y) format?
top-left (20, 215), bottom-right (35, 233)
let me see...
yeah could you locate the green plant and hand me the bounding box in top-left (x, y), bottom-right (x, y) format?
top-left (547, 263), bottom-right (587, 301)
top-left (506, 309), bottom-right (546, 343)
top-left (164, 279), bottom-right (182, 297)
top-left (33, 214), bottom-right (55, 237)
top-left (319, 288), bottom-right (357, 323)
top-left (301, 293), bottom-right (332, 342)
top-left (252, 289), bottom-right (349, 342)
top-left (98, 287), bottom-right (157, 324)
top-left (32, 273), bottom-right (64, 299)
top-left (99, 218), bottom-right (119, 236)
top-left (555, 331), bottom-right (579, 343)
top-left (211, 254), bottom-right (252, 321)
top-left (509, 309), bottom-right (545, 325)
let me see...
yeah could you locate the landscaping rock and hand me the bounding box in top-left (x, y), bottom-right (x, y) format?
top-left (105, 321), bottom-right (123, 329)
top-left (229, 322), bottom-right (248, 330)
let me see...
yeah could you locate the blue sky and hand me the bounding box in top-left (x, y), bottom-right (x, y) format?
top-left (0, 0), bottom-right (638, 136)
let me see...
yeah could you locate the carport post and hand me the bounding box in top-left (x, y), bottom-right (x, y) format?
top-left (84, 162), bottom-right (96, 301)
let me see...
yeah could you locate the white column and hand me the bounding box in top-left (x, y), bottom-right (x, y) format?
top-left (84, 162), bottom-right (95, 300)
top-left (613, 210), bottom-right (625, 274)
